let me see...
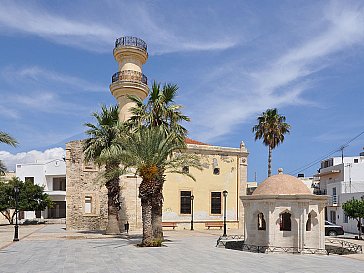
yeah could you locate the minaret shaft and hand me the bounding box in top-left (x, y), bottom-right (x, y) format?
top-left (109, 37), bottom-right (149, 122)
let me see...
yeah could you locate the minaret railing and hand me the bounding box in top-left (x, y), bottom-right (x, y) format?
top-left (114, 36), bottom-right (147, 52)
top-left (112, 70), bottom-right (148, 85)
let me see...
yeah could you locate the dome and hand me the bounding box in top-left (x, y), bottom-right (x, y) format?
top-left (253, 169), bottom-right (312, 196)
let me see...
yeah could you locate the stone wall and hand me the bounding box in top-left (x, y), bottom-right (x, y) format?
top-left (66, 140), bottom-right (108, 230)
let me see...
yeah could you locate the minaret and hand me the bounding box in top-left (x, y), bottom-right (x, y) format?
top-left (110, 36), bottom-right (149, 122)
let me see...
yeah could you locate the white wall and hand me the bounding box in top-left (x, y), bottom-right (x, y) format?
top-left (15, 159), bottom-right (66, 220)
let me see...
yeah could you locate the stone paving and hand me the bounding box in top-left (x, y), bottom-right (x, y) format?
top-left (1, 224), bottom-right (364, 272)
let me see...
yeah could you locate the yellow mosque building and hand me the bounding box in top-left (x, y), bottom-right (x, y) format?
top-left (65, 36), bottom-right (249, 231)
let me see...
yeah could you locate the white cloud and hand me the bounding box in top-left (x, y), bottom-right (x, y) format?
top-left (187, 1), bottom-right (364, 142)
top-left (0, 148), bottom-right (65, 171)
top-left (2, 66), bottom-right (105, 93)
top-left (0, 1), bottom-right (237, 54)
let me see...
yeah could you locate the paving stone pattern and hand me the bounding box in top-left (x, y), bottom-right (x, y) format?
top-left (0, 225), bottom-right (363, 273)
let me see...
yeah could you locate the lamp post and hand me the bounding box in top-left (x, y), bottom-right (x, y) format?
top-left (223, 190), bottom-right (228, 237)
top-left (13, 186), bottom-right (19, 242)
top-left (190, 195), bottom-right (194, 231)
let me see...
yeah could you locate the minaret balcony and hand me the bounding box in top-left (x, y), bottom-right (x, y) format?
top-left (114, 36), bottom-right (147, 53)
top-left (112, 70), bottom-right (148, 85)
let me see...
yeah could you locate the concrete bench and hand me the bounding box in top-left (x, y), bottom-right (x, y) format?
top-left (205, 221), bottom-right (224, 229)
top-left (162, 222), bottom-right (178, 229)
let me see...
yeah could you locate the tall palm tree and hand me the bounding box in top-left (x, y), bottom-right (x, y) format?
top-left (128, 81), bottom-right (190, 139)
top-left (118, 126), bottom-right (201, 246)
top-left (252, 108), bottom-right (291, 177)
top-left (0, 131), bottom-right (18, 175)
top-left (127, 81), bottom-right (191, 239)
top-left (83, 105), bottom-right (124, 234)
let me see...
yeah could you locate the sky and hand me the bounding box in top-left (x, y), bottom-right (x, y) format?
top-left (0, 0), bottom-right (364, 182)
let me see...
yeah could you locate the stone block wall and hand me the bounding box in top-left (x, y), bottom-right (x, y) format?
top-left (66, 140), bottom-right (108, 230)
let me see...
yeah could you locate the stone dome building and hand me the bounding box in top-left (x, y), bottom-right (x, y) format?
top-left (240, 169), bottom-right (329, 252)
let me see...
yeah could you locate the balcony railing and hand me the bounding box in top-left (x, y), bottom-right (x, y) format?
top-left (111, 70), bottom-right (147, 85)
top-left (327, 195), bottom-right (338, 206)
top-left (115, 36), bottom-right (147, 52)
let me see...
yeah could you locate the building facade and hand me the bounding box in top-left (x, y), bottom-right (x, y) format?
top-left (66, 36), bottom-right (249, 231)
top-left (66, 139), bottom-right (248, 231)
top-left (316, 152), bottom-right (364, 233)
top-left (16, 159), bottom-right (66, 220)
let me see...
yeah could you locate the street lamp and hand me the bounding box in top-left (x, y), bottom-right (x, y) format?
top-left (223, 190), bottom-right (228, 237)
top-left (13, 186), bottom-right (19, 242)
top-left (190, 195), bottom-right (194, 231)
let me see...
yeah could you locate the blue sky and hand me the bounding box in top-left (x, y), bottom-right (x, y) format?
top-left (0, 0), bottom-right (364, 182)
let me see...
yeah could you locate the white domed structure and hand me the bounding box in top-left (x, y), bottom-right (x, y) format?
top-left (240, 169), bottom-right (329, 253)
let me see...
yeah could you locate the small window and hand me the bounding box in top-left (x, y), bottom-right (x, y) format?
top-left (53, 177), bottom-right (66, 191)
top-left (306, 214), bottom-right (312, 231)
top-left (280, 212), bottom-right (291, 231)
top-left (354, 159), bottom-right (359, 163)
top-left (182, 166), bottom-right (189, 174)
top-left (25, 177), bottom-right (34, 184)
top-left (85, 196), bottom-right (92, 214)
top-left (180, 191), bottom-right (191, 214)
top-left (258, 213), bottom-right (266, 230)
top-left (213, 168), bottom-right (220, 175)
top-left (211, 192), bottom-right (222, 214)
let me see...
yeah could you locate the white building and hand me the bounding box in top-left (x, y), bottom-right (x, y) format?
top-left (16, 159), bottom-right (66, 220)
top-left (315, 152), bottom-right (364, 233)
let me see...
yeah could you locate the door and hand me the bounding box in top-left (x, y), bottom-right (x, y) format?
top-left (330, 210), bottom-right (336, 224)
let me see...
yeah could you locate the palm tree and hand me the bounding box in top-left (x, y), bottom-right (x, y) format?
top-left (83, 105), bottom-right (124, 234)
top-left (128, 81), bottom-right (190, 139)
top-left (0, 131), bottom-right (18, 175)
top-left (127, 81), bottom-right (191, 239)
top-left (118, 126), bottom-right (201, 246)
top-left (252, 108), bottom-right (290, 177)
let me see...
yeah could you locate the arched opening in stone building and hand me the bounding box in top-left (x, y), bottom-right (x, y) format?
top-left (257, 212), bottom-right (266, 230)
top-left (279, 211), bottom-right (291, 231)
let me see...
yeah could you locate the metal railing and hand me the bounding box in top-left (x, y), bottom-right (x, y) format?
top-left (325, 238), bottom-right (363, 255)
top-left (327, 195), bottom-right (338, 206)
top-left (115, 36), bottom-right (147, 52)
top-left (216, 234), bottom-right (244, 247)
top-left (217, 237), bottom-right (362, 255)
top-left (111, 70), bottom-right (147, 85)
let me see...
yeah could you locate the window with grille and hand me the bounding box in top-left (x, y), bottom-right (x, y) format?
top-left (180, 191), bottom-right (191, 214)
top-left (279, 212), bottom-right (291, 231)
top-left (211, 192), bottom-right (222, 214)
top-left (258, 213), bottom-right (266, 230)
top-left (306, 213), bottom-right (312, 231)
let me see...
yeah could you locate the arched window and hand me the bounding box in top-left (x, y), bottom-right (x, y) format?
top-left (258, 213), bottom-right (266, 230)
top-left (306, 213), bottom-right (312, 231)
top-left (279, 212), bottom-right (291, 231)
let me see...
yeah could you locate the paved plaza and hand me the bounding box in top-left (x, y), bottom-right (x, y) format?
top-left (0, 224), bottom-right (364, 273)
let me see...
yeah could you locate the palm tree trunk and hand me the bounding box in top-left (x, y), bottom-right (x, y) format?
top-left (105, 163), bottom-right (121, 234)
top-left (152, 195), bottom-right (163, 240)
top-left (141, 198), bottom-right (153, 246)
top-left (268, 146), bottom-right (272, 177)
top-left (152, 173), bottom-right (164, 240)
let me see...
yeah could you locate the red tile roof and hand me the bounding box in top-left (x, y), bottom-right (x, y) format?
top-left (184, 138), bottom-right (209, 145)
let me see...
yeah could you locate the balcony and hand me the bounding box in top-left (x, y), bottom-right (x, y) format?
top-left (328, 195), bottom-right (339, 206)
top-left (115, 36), bottom-right (147, 52)
top-left (112, 70), bottom-right (147, 85)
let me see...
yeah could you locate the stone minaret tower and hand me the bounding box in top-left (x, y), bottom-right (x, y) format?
top-left (110, 36), bottom-right (149, 121)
